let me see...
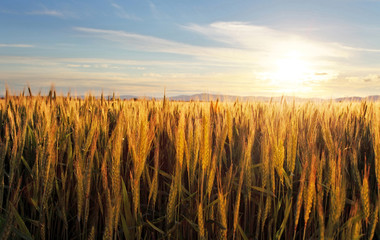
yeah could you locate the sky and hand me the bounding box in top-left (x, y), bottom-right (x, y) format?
top-left (1, 0), bottom-right (380, 98)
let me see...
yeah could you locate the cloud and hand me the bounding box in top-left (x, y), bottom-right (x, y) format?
top-left (0, 55), bottom-right (270, 97)
top-left (1, 9), bottom-right (18, 14)
top-left (0, 44), bottom-right (34, 48)
top-left (148, 1), bottom-right (161, 19)
top-left (111, 3), bottom-right (141, 21)
top-left (74, 26), bottom-right (263, 66)
top-left (4, 21), bottom-right (380, 97)
top-left (74, 21), bottom-right (353, 71)
top-left (314, 72), bottom-right (328, 76)
top-left (74, 27), bottom-right (192, 53)
top-left (69, 23), bottom-right (380, 97)
top-left (365, 74), bottom-right (380, 82)
top-left (0, 56), bottom-right (230, 68)
top-left (183, 21), bottom-right (347, 59)
top-left (346, 74), bottom-right (380, 83)
top-left (67, 64), bottom-right (93, 68)
top-left (0, 65), bottom-right (164, 96)
top-left (316, 73), bottom-right (380, 98)
top-left (27, 9), bottom-right (64, 17)
top-left (337, 44), bottom-right (380, 53)
top-left (66, 64), bottom-right (81, 68)
top-left (2, 54), bottom-right (379, 98)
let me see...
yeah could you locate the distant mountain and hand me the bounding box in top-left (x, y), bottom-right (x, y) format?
top-left (169, 93), bottom-right (251, 101)
top-left (119, 95), bottom-right (139, 100)
top-left (169, 93), bottom-right (380, 102)
top-left (368, 95), bottom-right (380, 101)
top-left (1, 93), bottom-right (379, 102)
top-left (335, 96), bottom-right (362, 102)
top-left (169, 93), bottom-right (323, 102)
top-left (119, 95), bottom-right (155, 100)
top-left (335, 95), bottom-right (380, 102)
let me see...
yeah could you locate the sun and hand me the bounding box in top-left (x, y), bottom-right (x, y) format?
top-left (271, 51), bottom-right (312, 90)
top-left (255, 47), bottom-right (332, 96)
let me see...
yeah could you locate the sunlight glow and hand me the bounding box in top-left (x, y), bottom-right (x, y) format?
top-left (271, 51), bottom-right (312, 90)
top-left (255, 49), bottom-right (324, 95)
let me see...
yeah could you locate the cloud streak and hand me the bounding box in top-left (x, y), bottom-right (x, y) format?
top-left (74, 26), bottom-right (255, 65)
top-left (27, 9), bottom-right (64, 17)
top-left (183, 22), bottom-right (348, 59)
top-left (3, 21), bottom-right (379, 98)
top-left (0, 44), bottom-right (34, 48)
top-left (0, 55), bottom-right (239, 69)
top-left (337, 44), bottom-right (380, 53)
top-left (74, 22), bottom-right (355, 71)
top-left (70, 23), bottom-right (380, 97)
top-left (111, 3), bottom-right (141, 21)
top-left (2, 54), bottom-right (379, 98)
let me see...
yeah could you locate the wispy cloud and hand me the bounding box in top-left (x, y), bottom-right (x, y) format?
top-left (74, 22), bottom-right (357, 76)
top-left (27, 9), bottom-right (64, 17)
top-left (0, 9), bottom-right (18, 14)
top-left (1, 54), bottom-right (379, 98)
top-left (74, 26), bottom-right (261, 66)
top-left (183, 22), bottom-right (347, 58)
top-left (111, 3), bottom-right (141, 21)
top-left (337, 44), bottom-right (380, 53)
top-left (3, 21), bottom-right (379, 97)
top-left (185, 22), bottom-right (380, 56)
top-left (0, 56), bottom-right (227, 68)
top-left (0, 44), bottom-right (34, 48)
top-left (148, 1), bottom-right (163, 19)
top-left (74, 23), bottom-right (380, 97)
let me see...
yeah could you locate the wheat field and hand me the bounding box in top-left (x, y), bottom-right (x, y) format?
top-left (0, 90), bottom-right (379, 239)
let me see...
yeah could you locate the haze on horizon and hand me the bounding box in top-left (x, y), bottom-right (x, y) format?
top-left (1, 0), bottom-right (380, 98)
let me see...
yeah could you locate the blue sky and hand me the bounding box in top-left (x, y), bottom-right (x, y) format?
top-left (1, 0), bottom-right (380, 97)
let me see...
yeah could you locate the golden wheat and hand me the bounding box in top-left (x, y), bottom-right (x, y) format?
top-left (0, 92), bottom-right (379, 240)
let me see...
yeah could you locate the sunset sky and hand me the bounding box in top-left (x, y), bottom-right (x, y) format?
top-left (1, 0), bottom-right (380, 98)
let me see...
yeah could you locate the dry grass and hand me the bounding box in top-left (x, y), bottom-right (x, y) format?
top-left (0, 91), bottom-right (379, 239)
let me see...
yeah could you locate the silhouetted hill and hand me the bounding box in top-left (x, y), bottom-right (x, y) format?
top-left (1, 93), bottom-right (379, 102)
top-left (170, 93), bottom-right (380, 102)
top-left (335, 95), bottom-right (380, 102)
top-left (169, 93), bottom-right (323, 102)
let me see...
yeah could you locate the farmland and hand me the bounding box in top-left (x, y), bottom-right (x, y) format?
top-left (0, 92), bottom-right (379, 239)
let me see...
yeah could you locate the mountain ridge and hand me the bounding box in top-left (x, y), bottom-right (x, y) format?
top-left (1, 93), bottom-right (378, 102)
top-left (119, 93), bottom-right (380, 102)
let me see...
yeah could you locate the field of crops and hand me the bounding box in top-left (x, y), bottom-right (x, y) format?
top-left (0, 92), bottom-right (379, 240)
